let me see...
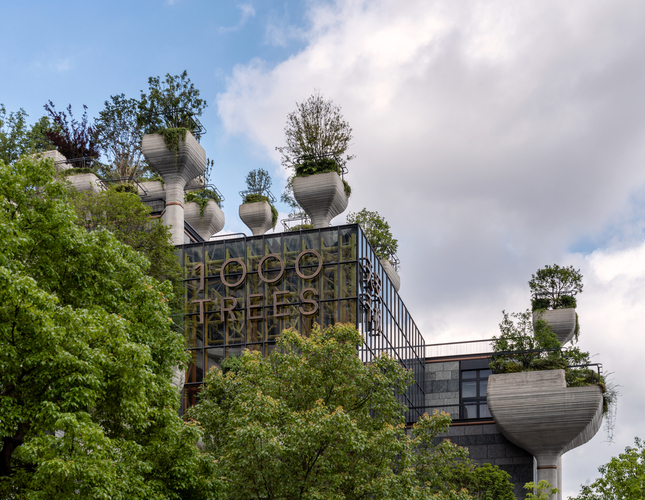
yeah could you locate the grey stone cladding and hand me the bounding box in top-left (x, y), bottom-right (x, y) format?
top-left (424, 361), bottom-right (460, 418)
top-left (436, 424), bottom-right (534, 499)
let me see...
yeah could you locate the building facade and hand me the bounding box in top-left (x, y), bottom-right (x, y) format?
top-left (178, 224), bottom-right (426, 422)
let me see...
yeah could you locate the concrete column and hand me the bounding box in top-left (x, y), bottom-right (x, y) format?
top-left (162, 172), bottom-right (189, 245)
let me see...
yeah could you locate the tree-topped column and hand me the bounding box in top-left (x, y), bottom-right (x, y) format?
top-left (138, 72), bottom-right (209, 245)
top-left (142, 131), bottom-right (205, 245)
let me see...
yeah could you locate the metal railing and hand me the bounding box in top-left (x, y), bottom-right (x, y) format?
top-left (425, 339), bottom-right (495, 358)
top-left (239, 189), bottom-right (276, 204)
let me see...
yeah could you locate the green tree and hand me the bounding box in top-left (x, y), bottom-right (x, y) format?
top-left (276, 90), bottom-right (354, 170)
top-left (191, 323), bottom-right (513, 500)
top-left (529, 264), bottom-right (583, 310)
top-left (569, 438), bottom-right (645, 500)
top-left (94, 93), bottom-right (151, 180)
top-left (0, 104), bottom-right (53, 164)
top-left (138, 70), bottom-right (207, 137)
top-left (70, 186), bottom-right (184, 311)
top-left (524, 480), bottom-right (559, 499)
top-left (244, 167), bottom-right (273, 196)
top-left (0, 156), bottom-right (220, 498)
top-left (346, 208), bottom-right (399, 264)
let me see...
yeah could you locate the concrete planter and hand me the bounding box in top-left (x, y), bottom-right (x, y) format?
top-left (67, 173), bottom-right (103, 193)
top-left (292, 172), bottom-right (349, 229)
top-left (488, 370), bottom-right (603, 498)
top-left (185, 201), bottom-right (225, 241)
top-left (141, 131), bottom-right (206, 245)
top-left (533, 308), bottom-right (576, 345)
top-left (380, 258), bottom-right (401, 291)
top-left (138, 180), bottom-right (165, 200)
top-left (239, 201), bottom-right (273, 236)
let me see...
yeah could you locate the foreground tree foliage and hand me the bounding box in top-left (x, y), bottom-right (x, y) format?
top-left (70, 186), bottom-right (184, 311)
top-left (191, 324), bottom-right (514, 500)
top-left (0, 156), bottom-right (220, 499)
top-left (569, 438), bottom-right (645, 500)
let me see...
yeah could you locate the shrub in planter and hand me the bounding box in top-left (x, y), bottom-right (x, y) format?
top-left (490, 309), bottom-right (617, 429)
top-left (288, 223), bottom-right (314, 232)
top-left (185, 188), bottom-right (223, 216)
top-left (113, 183), bottom-right (138, 194)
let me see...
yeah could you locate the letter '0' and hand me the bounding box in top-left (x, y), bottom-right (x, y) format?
top-left (295, 250), bottom-right (322, 279)
top-left (220, 258), bottom-right (247, 287)
top-left (258, 254), bottom-right (285, 283)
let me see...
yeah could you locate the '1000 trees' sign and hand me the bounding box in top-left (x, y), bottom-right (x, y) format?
top-left (190, 250), bottom-right (322, 324)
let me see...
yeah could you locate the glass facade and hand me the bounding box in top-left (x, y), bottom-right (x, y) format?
top-left (178, 224), bottom-right (426, 422)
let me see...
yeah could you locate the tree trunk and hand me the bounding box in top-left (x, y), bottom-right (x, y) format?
top-left (0, 424), bottom-right (29, 477)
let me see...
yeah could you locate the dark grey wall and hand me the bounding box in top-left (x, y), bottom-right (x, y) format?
top-left (425, 360), bottom-right (534, 498)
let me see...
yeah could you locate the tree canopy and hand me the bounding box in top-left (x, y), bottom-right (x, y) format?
top-left (94, 93), bottom-right (151, 180)
top-left (346, 208), bottom-right (399, 264)
top-left (276, 90), bottom-right (354, 170)
top-left (0, 156), bottom-right (219, 499)
top-left (70, 186), bottom-right (184, 311)
top-left (191, 323), bottom-right (514, 500)
top-left (138, 71), bottom-right (207, 137)
top-left (44, 101), bottom-right (100, 161)
top-left (569, 438), bottom-right (645, 500)
top-left (0, 104), bottom-right (53, 164)
top-left (529, 264), bottom-right (583, 310)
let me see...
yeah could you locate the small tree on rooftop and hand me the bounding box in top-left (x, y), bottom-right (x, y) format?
top-left (0, 104), bottom-right (53, 164)
top-left (43, 101), bottom-right (100, 162)
top-left (242, 168), bottom-right (278, 228)
top-left (278, 91), bottom-right (354, 209)
top-left (529, 264), bottom-right (583, 310)
top-left (137, 70), bottom-right (207, 138)
top-left (94, 93), bottom-right (151, 180)
top-left (276, 90), bottom-right (354, 171)
top-left (347, 208), bottom-right (399, 265)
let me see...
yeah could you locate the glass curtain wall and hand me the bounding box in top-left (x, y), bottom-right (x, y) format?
top-left (178, 224), bottom-right (425, 422)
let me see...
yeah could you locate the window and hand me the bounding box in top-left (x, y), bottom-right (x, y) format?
top-left (460, 359), bottom-right (492, 420)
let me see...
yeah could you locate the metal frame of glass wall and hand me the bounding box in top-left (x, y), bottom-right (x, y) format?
top-left (178, 224), bottom-right (425, 422)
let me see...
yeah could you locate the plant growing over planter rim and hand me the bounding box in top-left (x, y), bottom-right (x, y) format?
top-left (490, 309), bottom-right (618, 435)
top-left (185, 188), bottom-right (223, 216)
top-left (241, 168), bottom-right (278, 229)
top-left (346, 208), bottom-right (399, 267)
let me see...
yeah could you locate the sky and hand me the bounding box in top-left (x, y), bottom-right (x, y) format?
top-left (2, 0), bottom-right (645, 496)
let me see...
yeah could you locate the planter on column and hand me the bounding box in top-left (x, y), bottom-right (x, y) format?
top-left (184, 201), bottom-right (225, 241)
top-left (141, 131), bottom-right (206, 245)
top-left (68, 173), bottom-right (103, 193)
top-left (239, 201), bottom-right (273, 236)
top-left (380, 258), bottom-right (401, 292)
top-left (487, 370), bottom-right (603, 499)
top-left (533, 308), bottom-right (577, 345)
top-left (292, 172), bottom-right (349, 229)
top-left (138, 180), bottom-right (166, 200)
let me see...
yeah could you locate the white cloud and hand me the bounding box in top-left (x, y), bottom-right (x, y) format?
top-left (216, 0), bottom-right (645, 494)
top-left (219, 3), bottom-right (256, 34)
